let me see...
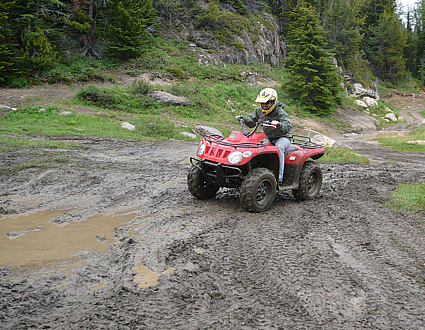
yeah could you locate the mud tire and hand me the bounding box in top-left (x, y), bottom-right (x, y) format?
top-left (240, 167), bottom-right (277, 213)
top-left (187, 165), bottom-right (219, 199)
top-left (292, 160), bottom-right (322, 201)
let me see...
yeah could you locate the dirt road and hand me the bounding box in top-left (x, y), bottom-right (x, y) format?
top-left (1, 128), bottom-right (424, 329)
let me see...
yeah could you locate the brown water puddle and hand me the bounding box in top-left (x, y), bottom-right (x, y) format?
top-left (132, 264), bottom-right (174, 288)
top-left (0, 209), bottom-right (135, 267)
top-left (359, 131), bottom-right (410, 140)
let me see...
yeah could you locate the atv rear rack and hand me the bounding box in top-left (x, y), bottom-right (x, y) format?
top-left (291, 135), bottom-right (323, 149)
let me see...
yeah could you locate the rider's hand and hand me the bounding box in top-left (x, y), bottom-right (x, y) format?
top-left (271, 120), bottom-right (279, 127)
top-left (236, 116), bottom-right (242, 121)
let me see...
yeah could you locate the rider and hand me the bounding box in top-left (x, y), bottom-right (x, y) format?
top-left (236, 88), bottom-right (292, 184)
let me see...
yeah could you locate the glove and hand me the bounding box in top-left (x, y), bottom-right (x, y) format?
top-left (271, 120), bottom-right (279, 127)
top-left (236, 116), bottom-right (242, 121)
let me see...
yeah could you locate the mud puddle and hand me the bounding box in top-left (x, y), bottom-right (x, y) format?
top-left (0, 209), bottom-right (136, 267)
top-left (359, 131), bottom-right (410, 140)
top-left (133, 264), bottom-right (174, 288)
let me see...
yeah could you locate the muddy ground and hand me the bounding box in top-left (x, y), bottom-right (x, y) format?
top-left (1, 85), bottom-right (425, 329)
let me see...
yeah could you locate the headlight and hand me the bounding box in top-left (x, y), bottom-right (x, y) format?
top-left (243, 151), bottom-right (252, 158)
top-left (197, 143), bottom-right (206, 156)
top-left (228, 151), bottom-right (243, 164)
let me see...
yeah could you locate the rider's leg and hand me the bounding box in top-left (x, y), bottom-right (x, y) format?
top-left (275, 137), bottom-right (291, 182)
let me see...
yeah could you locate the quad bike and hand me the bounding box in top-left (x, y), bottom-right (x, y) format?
top-left (187, 119), bottom-right (325, 212)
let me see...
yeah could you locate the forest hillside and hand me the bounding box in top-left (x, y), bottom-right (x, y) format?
top-left (1, 0), bottom-right (425, 117)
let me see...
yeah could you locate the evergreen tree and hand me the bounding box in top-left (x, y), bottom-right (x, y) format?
top-left (285, 2), bottom-right (342, 116)
top-left (0, 1), bottom-right (17, 83)
top-left (104, 0), bottom-right (156, 60)
top-left (20, 27), bottom-right (57, 75)
top-left (413, 0), bottom-right (425, 83)
top-left (325, 0), bottom-right (373, 83)
top-left (367, 10), bottom-right (407, 82)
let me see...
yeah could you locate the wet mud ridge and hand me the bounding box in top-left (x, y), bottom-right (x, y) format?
top-left (0, 137), bottom-right (424, 329)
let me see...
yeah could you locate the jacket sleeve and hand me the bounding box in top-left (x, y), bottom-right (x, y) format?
top-left (277, 109), bottom-right (292, 135)
top-left (242, 108), bottom-right (261, 128)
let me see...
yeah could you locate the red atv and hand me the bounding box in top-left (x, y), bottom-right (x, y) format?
top-left (188, 119), bottom-right (325, 212)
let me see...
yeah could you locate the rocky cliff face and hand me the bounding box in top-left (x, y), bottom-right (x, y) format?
top-left (155, 4), bottom-right (285, 67)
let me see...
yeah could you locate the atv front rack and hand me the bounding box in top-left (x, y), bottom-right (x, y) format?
top-left (205, 134), bottom-right (268, 148)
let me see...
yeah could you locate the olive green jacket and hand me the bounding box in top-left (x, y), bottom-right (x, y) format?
top-left (241, 102), bottom-right (292, 143)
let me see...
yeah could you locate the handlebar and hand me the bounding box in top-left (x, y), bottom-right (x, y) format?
top-left (237, 118), bottom-right (277, 137)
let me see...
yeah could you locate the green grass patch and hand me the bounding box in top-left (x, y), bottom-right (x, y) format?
top-left (376, 125), bottom-right (425, 152)
top-left (387, 182), bottom-right (425, 214)
top-left (0, 105), bottom-right (181, 141)
top-left (319, 146), bottom-right (369, 164)
top-left (0, 156), bottom-right (69, 176)
top-left (47, 56), bottom-right (118, 84)
top-left (0, 136), bottom-right (84, 152)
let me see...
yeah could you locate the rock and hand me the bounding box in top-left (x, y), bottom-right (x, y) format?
top-left (311, 134), bottom-right (338, 148)
top-left (422, 119), bottom-right (425, 125)
top-left (385, 113), bottom-right (398, 122)
top-left (150, 91), bottom-right (190, 106)
top-left (335, 108), bottom-right (380, 132)
top-left (348, 83), bottom-right (380, 100)
top-left (355, 100), bottom-right (368, 108)
top-left (180, 132), bottom-right (197, 139)
top-left (193, 125), bottom-right (224, 137)
top-left (59, 110), bottom-right (72, 116)
top-left (121, 122), bottom-right (136, 131)
top-left (407, 140), bottom-right (425, 145)
top-left (39, 108), bottom-right (46, 112)
top-left (362, 96), bottom-right (378, 108)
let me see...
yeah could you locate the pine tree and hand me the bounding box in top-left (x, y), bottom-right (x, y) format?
top-left (104, 0), bottom-right (156, 60)
top-left (285, 2), bottom-right (342, 116)
top-left (413, 0), bottom-right (425, 83)
top-left (367, 10), bottom-right (407, 82)
top-left (0, 1), bottom-right (17, 83)
top-left (324, 0), bottom-right (373, 83)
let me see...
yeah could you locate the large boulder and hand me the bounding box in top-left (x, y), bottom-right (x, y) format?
top-left (348, 83), bottom-right (380, 100)
top-left (311, 134), bottom-right (338, 148)
top-left (193, 125), bottom-right (224, 137)
top-left (335, 108), bottom-right (380, 133)
top-left (150, 91), bottom-right (190, 106)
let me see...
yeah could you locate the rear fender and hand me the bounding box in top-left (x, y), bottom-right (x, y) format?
top-left (282, 148), bottom-right (324, 185)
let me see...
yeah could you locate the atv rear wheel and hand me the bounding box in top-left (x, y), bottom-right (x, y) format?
top-left (240, 167), bottom-right (277, 213)
top-left (292, 160), bottom-right (322, 201)
top-left (187, 165), bottom-right (219, 199)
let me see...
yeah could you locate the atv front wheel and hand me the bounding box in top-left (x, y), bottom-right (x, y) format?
top-left (187, 165), bottom-right (219, 199)
top-left (292, 160), bottom-right (322, 200)
top-left (240, 167), bottom-right (277, 213)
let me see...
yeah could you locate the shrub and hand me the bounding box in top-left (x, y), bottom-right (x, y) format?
top-left (129, 79), bottom-right (152, 95)
top-left (77, 84), bottom-right (116, 107)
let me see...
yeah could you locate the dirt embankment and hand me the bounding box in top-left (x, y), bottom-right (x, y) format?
top-left (1, 84), bottom-right (425, 329)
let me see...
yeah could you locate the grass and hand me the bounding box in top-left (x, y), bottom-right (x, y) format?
top-left (0, 105), bottom-right (184, 141)
top-left (0, 156), bottom-right (70, 176)
top-left (387, 182), bottom-right (425, 214)
top-left (0, 136), bottom-right (85, 152)
top-left (319, 146), bottom-right (369, 164)
top-left (376, 125), bottom-right (425, 152)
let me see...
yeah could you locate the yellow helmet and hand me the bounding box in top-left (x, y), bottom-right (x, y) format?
top-left (255, 88), bottom-right (278, 115)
